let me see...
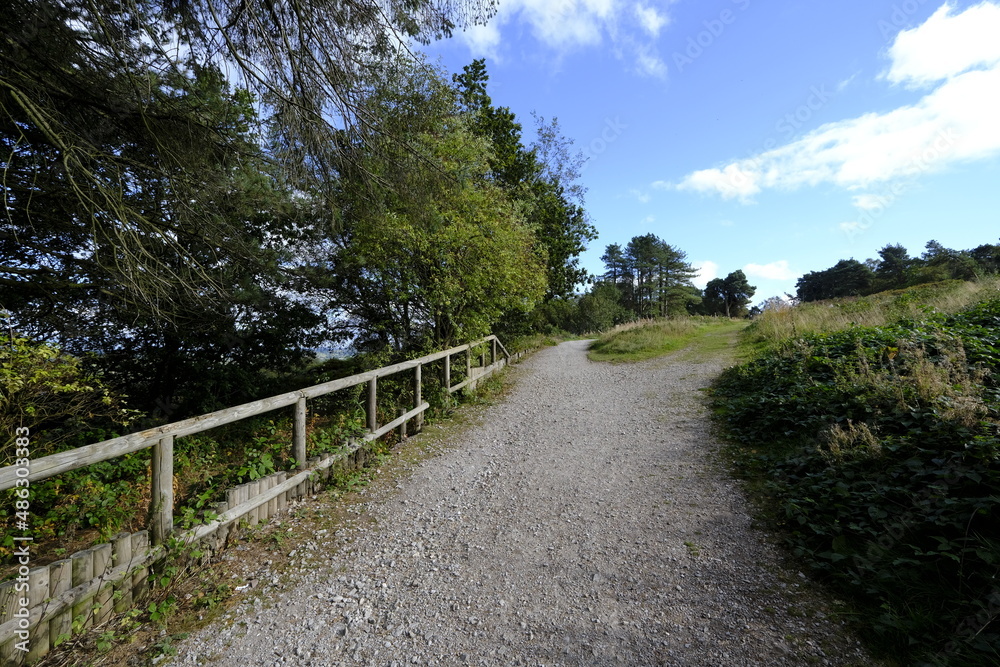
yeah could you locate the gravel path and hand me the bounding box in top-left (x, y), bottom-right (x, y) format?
top-left (171, 340), bottom-right (875, 666)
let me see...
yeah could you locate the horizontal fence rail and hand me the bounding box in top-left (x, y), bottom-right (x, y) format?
top-left (0, 335), bottom-right (519, 664)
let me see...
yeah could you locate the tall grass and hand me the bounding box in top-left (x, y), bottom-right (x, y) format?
top-left (743, 277), bottom-right (1000, 355)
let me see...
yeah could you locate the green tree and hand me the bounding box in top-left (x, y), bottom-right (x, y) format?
top-left (621, 234), bottom-right (698, 317)
top-left (796, 259), bottom-right (874, 302)
top-left (1, 0), bottom-right (495, 316)
top-left (873, 244), bottom-right (912, 291)
top-left (327, 59), bottom-right (546, 352)
top-left (2, 58), bottom-right (324, 419)
top-left (576, 283), bottom-right (629, 332)
top-left (0, 333), bottom-right (134, 457)
top-left (719, 270), bottom-right (756, 317)
top-left (452, 62), bottom-right (596, 302)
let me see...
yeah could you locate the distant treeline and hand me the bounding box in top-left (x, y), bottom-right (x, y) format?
top-left (533, 233), bottom-right (758, 334)
top-left (796, 240), bottom-right (1000, 302)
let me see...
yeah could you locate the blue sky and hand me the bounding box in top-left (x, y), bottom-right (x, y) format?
top-left (421, 0), bottom-right (1000, 303)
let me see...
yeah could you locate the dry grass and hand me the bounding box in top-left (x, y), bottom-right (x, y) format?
top-left (743, 278), bottom-right (1000, 354)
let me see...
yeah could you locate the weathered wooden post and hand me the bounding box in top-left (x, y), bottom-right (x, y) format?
top-left (466, 346), bottom-right (473, 395)
top-left (150, 435), bottom-right (173, 545)
top-left (48, 559), bottom-right (71, 647)
top-left (491, 338), bottom-right (497, 366)
top-left (294, 396), bottom-right (307, 470)
top-left (27, 566), bottom-right (49, 661)
top-left (414, 363), bottom-right (423, 432)
top-left (367, 377), bottom-right (378, 433)
top-left (444, 353), bottom-right (451, 392)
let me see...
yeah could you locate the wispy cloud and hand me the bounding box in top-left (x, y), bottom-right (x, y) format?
top-left (852, 194), bottom-right (886, 211)
top-left (456, 0), bottom-right (674, 78)
top-left (673, 2), bottom-right (1000, 202)
top-left (635, 4), bottom-right (669, 37)
top-left (629, 188), bottom-right (651, 203)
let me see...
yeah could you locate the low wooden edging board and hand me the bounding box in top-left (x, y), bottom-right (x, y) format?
top-left (0, 342), bottom-right (518, 664)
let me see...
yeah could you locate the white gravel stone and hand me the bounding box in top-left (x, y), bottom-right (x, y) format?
top-left (170, 340), bottom-right (877, 666)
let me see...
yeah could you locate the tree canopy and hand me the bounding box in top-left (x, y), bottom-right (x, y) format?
top-left (796, 239), bottom-right (1000, 302)
top-left (1, 0), bottom-right (497, 319)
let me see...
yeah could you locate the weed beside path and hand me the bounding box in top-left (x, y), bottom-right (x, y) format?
top-left (712, 293), bottom-right (1000, 665)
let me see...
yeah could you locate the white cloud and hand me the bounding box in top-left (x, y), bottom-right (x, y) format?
top-left (676, 163), bottom-right (760, 201)
top-left (692, 260), bottom-right (718, 289)
top-left (629, 188), bottom-right (651, 203)
top-left (837, 72), bottom-right (859, 92)
top-left (459, 22), bottom-right (504, 59)
top-left (744, 260), bottom-right (795, 281)
top-left (635, 46), bottom-right (668, 78)
top-left (641, 215), bottom-right (656, 224)
top-left (852, 194), bottom-right (887, 211)
top-left (457, 0), bottom-right (673, 78)
top-left (674, 2), bottom-right (1000, 201)
top-left (883, 2), bottom-right (1000, 88)
top-left (635, 4), bottom-right (669, 37)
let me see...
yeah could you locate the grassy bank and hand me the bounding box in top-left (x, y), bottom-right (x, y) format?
top-left (587, 316), bottom-right (746, 363)
top-left (712, 288), bottom-right (1000, 665)
top-left (742, 278), bottom-right (1000, 357)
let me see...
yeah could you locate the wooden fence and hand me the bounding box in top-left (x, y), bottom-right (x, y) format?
top-left (0, 335), bottom-right (517, 663)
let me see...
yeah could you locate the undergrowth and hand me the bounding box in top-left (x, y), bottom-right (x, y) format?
top-left (712, 295), bottom-right (1000, 665)
top-left (0, 349), bottom-right (486, 571)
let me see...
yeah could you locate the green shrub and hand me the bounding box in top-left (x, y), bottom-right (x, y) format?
top-left (712, 299), bottom-right (1000, 665)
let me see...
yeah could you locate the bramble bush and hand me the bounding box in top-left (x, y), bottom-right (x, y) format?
top-left (712, 299), bottom-right (1000, 665)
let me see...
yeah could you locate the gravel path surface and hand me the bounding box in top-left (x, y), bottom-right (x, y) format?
top-left (171, 340), bottom-right (875, 666)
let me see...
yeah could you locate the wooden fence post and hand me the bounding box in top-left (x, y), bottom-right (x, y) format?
top-left (367, 377), bottom-right (378, 434)
top-left (48, 559), bottom-right (71, 648)
top-left (27, 566), bottom-right (49, 661)
top-left (150, 435), bottom-right (173, 545)
top-left (71, 548), bottom-right (95, 632)
top-left (491, 338), bottom-right (497, 366)
top-left (92, 543), bottom-right (113, 625)
top-left (465, 348), bottom-right (472, 393)
top-left (294, 396), bottom-right (307, 470)
top-left (414, 363), bottom-right (423, 432)
top-left (444, 354), bottom-right (451, 392)
top-left (111, 534), bottom-right (132, 613)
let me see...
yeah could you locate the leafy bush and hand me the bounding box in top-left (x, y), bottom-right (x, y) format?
top-left (712, 299), bottom-right (1000, 665)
